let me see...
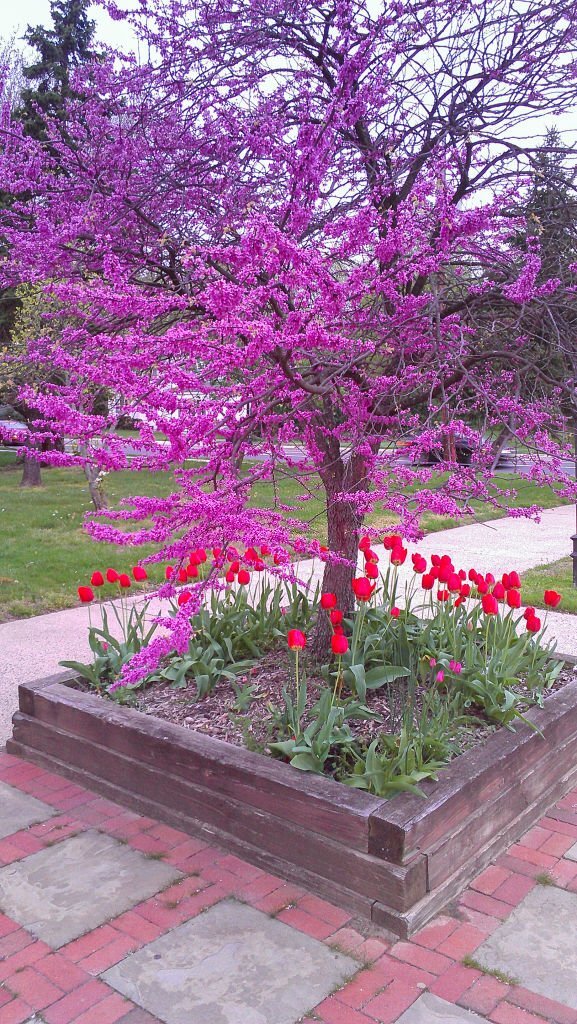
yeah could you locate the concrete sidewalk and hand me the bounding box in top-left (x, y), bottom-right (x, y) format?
top-left (1, 504), bottom-right (576, 746)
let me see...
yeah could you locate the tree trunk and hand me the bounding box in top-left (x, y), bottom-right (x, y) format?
top-left (20, 456), bottom-right (42, 487)
top-left (83, 463), bottom-right (108, 511)
top-left (311, 449), bottom-right (368, 660)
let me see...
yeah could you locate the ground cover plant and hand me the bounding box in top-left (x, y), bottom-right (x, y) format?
top-left (66, 537), bottom-right (565, 797)
top-left (2, 0), bottom-right (577, 680)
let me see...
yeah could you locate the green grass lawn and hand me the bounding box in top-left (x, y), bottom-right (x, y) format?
top-left (520, 557), bottom-right (577, 614)
top-left (0, 450), bottom-right (571, 621)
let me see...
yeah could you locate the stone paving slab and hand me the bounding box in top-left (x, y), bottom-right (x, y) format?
top-left (475, 885), bottom-right (577, 1009)
top-left (0, 780), bottom-right (55, 838)
top-left (0, 828), bottom-right (181, 947)
top-left (2, 751), bottom-right (577, 1023)
top-left (397, 993), bottom-right (485, 1022)
top-left (103, 898), bottom-right (356, 1024)
top-left (564, 840), bottom-right (577, 861)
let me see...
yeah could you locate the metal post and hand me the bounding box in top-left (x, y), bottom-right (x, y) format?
top-left (572, 417), bottom-right (577, 587)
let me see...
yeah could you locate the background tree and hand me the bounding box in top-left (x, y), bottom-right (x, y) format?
top-left (2, 0), bottom-right (577, 666)
top-left (0, 1), bottom-right (98, 486)
top-left (17, 0), bottom-right (96, 141)
top-left (0, 39), bottom-right (24, 349)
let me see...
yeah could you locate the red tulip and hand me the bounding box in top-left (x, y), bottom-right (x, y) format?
top-left (476, 580), bottom-right (489, 595)
top-left (390, 606), bottom-right (400, 618)
top-left (482, 593), bottom-right (498, 615)
top-left (421, 573), bottom-right (434, 590)
top-left (390, 544), bottom-right (407, 566)
top-left (178, 568), bottom-right (188, 583)
top-left (90, 571), bottom-right (104, 587)
top-left (238, 569), bottom-right (250, 585)
top-left (331, 633), bottom-right (349, 655)
top-left (106, 568), bottom-right (119, 583)
top-left (225, 570), bottom-right (236, 583)
top-left (507, 589), bottom-right (521, 609)
top-left (273, 551), bottom-right (287, 565)
top-left (330, 609), bottom-right (343, 625)
top-left (364, 549), bottom-right (379, 563)
top-left (320, 592), bottom-right (338, 609)
top-left (287, 629), bottom-right (306, 650)
top-left (523, 606), bottom-right (535, 620)
top-left (492, 581), bottom-right (505, 600)
top-left (188, 552), bottom-right (200, 566)
top-left (438, 564), bottom-right (452, 583)
top-left (458, 569), bottom-right (466, 580)
top-left (526, 613), bottom-right (541, 633)
top-left (132, 566), bottom-right (148, 582)
top-left (352, 577), bottom-right (374, 601)
top-left (254, 559), bottom-right (266, 571)
top-left (230, 560), bottom-right (240, 573)
top-left (245, 546), bottom-right (258, 563)
top-left (333, 624), bottom-right (345, 635)
top-left (429, 565), bottom-right (440, 580)
top-left (178, 590), bottom-right (192, 606)
top-left (508, 571), bottom-right (521, 589)
top-left (460, 583), bottom-right (471, 598)
top-left (468, 568), bottom-right (479, 583)
top-left (186, 564), bottom-right (199, 578)
top-left (544, 590), bottom-right (562, 608)
top-left (411, 554), bottom-right (427, 574)
top-left (365, 562), bottom-right (379, 580)
top-left (437, 589), bottom-right (449, 602)
top-left (196, 548), bottom-right (207, 563)
top-left (359, 535), bottom-right (371, 551)
top-left (454, 596), bottom-right (464, 607)
top-left (447, 572), bottom-right (461, 592)
top-left (260, 544), bottom-right (271, 556)
top-left (212, 547), bottom-right (222, 559)
top-left (431, 554), bottom-right (441, 567)
top-left (77, 586), bottom-right (94, 603)
top-left (502, 573), bottom-right (510, 589)
top-left (486, 572), bottom-right (495, 585)
top-left (165, 566), bottom-right (174, 580)
top-left (383, 534), bottom-right (402, 550)
top-left (118, 574), bottom-right (131, 588)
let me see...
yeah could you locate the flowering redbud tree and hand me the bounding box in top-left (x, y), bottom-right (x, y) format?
top-left (2, 0), bottom-right (577, 663)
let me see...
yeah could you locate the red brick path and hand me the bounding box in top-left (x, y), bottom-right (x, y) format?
top-left (1, 749), bottom-right (577, 1024)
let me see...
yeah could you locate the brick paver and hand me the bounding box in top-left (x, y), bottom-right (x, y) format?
top-left (0, 746), bottom-right (577, 1024)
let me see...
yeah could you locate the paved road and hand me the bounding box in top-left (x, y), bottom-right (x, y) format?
top-left (1, 504), bottom-right (576, 746)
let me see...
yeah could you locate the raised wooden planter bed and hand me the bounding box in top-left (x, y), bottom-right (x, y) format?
top-left (8, 668), bottom-right (577, 937)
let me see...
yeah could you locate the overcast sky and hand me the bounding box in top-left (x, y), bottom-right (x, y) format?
top-left (1, 0), bottom-right (576, 148)
top-left (0, 0), bottom-right (136, 55)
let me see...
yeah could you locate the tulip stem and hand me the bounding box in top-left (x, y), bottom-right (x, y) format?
top-left (295, 648), bottom-right (300, 715)
top-left (331, 656), bottom-right (342, 708)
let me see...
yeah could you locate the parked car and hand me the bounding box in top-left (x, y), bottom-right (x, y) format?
top-left (0, 406), bottom-right (27, 447)
top-left (393, 435), bottom-right (520, 470)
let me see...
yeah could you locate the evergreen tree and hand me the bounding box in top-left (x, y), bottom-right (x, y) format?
top-left (18, 0), bottom-right (96, 141)
top-left (523, 130), bottom-right (577, 396)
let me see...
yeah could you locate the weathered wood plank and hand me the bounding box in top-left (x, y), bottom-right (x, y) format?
top-left (369, 679), bottom-right (577, 863)
top-left (6, 735), bottom-right (377, 921)
top-left (20, 677), bottom-right (383, 853)
top-left (372, 757), bottom-right (577, 937)
top-left (10, 712), bottom-right (427, 912)
top-left (426, 729), bottom-right (577, 889)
